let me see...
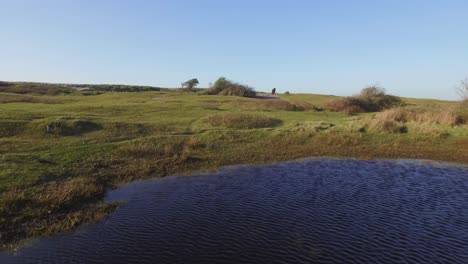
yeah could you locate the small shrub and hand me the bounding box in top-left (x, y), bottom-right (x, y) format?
top-left (201, 77), bottom-right (256, 98)
top-left (206, 113), bottom-right (282, 129)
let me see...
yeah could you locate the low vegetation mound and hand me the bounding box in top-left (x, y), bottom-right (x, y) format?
top-left (28, 117), bottom-right (102, 136)
top-left (201, 77), bottom-right (256, 98)
top-left (256, 99), bottom-right (321, 111)
top-left (325, 86), bottom-right (403, 114)
top-left (376, 108), bottom-right (467, 126)
top-left (0, 82), bottom-right (72, 95)
top-left (0, 94), bottom-right (62, 104)
top-left (290, 121), bottom-right (335, 133)
top-left (206, 113), bottom-right (281, 129)
top-left (0, 81), bottom-right (160, 95)
top-left (74, 84), bottom-right (160, 92)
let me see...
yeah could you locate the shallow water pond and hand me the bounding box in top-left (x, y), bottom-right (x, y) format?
top-left (2, 159), bottom-right (468, 263)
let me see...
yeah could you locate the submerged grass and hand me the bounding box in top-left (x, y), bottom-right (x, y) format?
top-left (0, 87), bottom-right (467, 249)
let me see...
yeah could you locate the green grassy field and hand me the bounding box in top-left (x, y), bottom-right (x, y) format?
top-left (1, 85), bottom-right (467, 249)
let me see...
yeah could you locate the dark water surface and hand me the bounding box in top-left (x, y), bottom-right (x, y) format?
top-left (2, 159), bottom-right (468, 264)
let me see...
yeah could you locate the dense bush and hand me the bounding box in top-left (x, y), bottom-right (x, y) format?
top-left (325, 86), bottom-right (402, 114)
top-left (324, 97), bottom-right (366, 115)
top-left (358, 86), bottom-right (403, 111)
top-left (202, 77), bottom-right (256, 98)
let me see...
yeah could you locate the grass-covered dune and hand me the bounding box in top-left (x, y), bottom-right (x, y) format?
top-left (1, 83), bottom-right (467, 249)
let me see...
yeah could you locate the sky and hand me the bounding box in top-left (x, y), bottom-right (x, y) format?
top-left (1, 0), bottom-right (467, 100)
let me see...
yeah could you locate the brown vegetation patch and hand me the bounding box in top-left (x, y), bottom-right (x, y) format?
top-left (376, 108), bottom-right (467, 126)
top-left (370, 120), bottom-right (408, 134)
top-left (256, 99), bottom-right (321, 111)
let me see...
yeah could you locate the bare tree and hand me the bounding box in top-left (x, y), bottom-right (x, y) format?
top-left (456, 78), bottom-right (468, 101)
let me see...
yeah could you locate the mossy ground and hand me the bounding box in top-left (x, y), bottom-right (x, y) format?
top-left (1, 90), bottom-right (467, 249)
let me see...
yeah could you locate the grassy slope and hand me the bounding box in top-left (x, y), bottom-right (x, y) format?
top-left (1, 89), bottom-right (467, 249)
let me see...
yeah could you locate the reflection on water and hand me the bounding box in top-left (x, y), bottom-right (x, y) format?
top-left (2, 159), bottom-right (468, 264)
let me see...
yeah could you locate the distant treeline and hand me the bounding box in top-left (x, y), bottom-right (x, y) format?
top-left (0, 81), bottom-right (160, 95)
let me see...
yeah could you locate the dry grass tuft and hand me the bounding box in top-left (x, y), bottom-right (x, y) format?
top-left (376, 108), bottom-right (467, 126)
top-left (290, 122), bottom-right (335, 133)
top-left (38, 178), bottom-right (105, 210)
top-left (370, 120), bottom-right (408, 134)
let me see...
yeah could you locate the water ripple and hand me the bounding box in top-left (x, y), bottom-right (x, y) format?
top-left (1, 159), bottom-right (467, 264)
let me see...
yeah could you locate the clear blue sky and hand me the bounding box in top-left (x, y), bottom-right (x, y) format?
top-left (1, 0), bottom-right (467, 99)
